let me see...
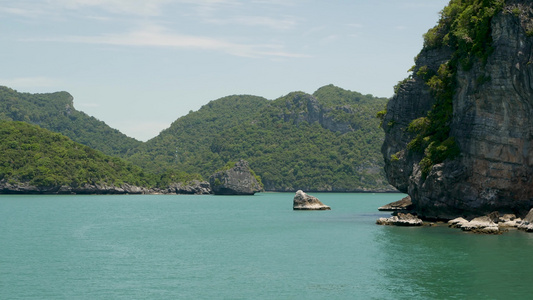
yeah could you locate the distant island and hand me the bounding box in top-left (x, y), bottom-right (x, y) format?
top-left (0, 84), bottom-right (395, 194)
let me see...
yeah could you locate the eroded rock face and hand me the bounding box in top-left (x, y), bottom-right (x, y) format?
top-left (209, 160), bottom-right (262, 195)
top-left (293, 190), bottom-right (331, 210)
top-left (381, 3), bottom-right (533, 219)
top-left (378, 196), bottom-right (413, 212)
top-left (281, 93), bottom-right (355, 134)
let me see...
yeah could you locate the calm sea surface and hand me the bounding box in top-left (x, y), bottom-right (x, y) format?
top-left (1, 193), bottom-right (533, 299)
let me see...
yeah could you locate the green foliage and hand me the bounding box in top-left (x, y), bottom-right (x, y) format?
top-left (402, 0), bottom-right (504, 177)
top-left (128, 85), bottom-right (389, 191)
top-left (0, 121), bottom-right (156, 188)
top-left (219, 161), bottom-right (237, 172)
top-left (419, 137), bottom-right (461, 176)
top-left (0, 86), bottom-right (142, 157)
top-left (394, 77), bottom-right (412, 94)
top-left (424, 0), bottom-right (504, 65)
top-left (416, 66), bottom-right (435, 82)
top-left (376, 110), bottom-right (387, 121)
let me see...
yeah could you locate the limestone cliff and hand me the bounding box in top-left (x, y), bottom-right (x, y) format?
top-left (280, 92), bottom-right (356, 134)
top-left (382, 0), bottom-right (533, 219)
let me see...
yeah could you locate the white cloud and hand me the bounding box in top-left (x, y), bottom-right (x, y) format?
top-left (177, 0), bottom-right (241, 17)
top-left (0, 77), bottom-right (62, 88)
top-left (207, 15), bottom-right (297, 30)
top-left (50, 0), bottom-right (172, 16)
top-left (27, 25), bottom-right (309, 58)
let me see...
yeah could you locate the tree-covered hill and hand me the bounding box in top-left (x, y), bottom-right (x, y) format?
top-left (0, 86), bottom-right (141, 157)
top-left (128, 85), bottom-right (393, 192)
top-left (0, 121), bottom-right (154, 190)
top-left (127, 94), bottom-right (270, 173)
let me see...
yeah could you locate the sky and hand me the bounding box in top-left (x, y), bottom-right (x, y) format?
top-left (1, 0), bottom-right (449, 141)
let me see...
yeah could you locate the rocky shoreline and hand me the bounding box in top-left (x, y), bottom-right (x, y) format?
top-left (0, 179), bottom-right (211, 195)
top-left (0, 179), bottom-right (396, 195)
top-left (377, 198), bottom-right (533, 235)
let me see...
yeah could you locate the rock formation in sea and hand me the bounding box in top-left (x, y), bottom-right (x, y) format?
top-left (380, 0), bottom-right (533, 220)
top-left (448, 211), bottom-right (522, 234)
top-left (157, 180), bottom-right (211, 195)
top-left (376, 213), bottom-right (423, 226)
top-left (293, 190), bottom-right (331, 210)
top-left (378, 196), bottom-right (413, 211)
top-left (518, 208), bottom-right (533, 232)
top-left (208, 160), bottom-right (263, 195)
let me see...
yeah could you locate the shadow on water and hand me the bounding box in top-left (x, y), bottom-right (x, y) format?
top-left (375, 224), bottom-right (533, 299)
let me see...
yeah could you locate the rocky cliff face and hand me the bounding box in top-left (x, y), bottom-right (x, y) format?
top-left (382, 1), bottom-right (533, 219)
top-left (209, 160), bottom-right (262, 195)
top-left (281, 92), bottom-right (356, 134)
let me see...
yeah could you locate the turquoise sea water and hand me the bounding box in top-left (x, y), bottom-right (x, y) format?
top-left (1, 193), bottom-right (533, 299)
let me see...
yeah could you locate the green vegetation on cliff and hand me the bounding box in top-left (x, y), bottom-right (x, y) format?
top-left (0, 121), bottom-right (154, 188)
top-left (128, 85), bottom-right (389, 191)
top-left (0, 86), bottom-right (141, 157)
top-left (402, 0), bottom-right (503, 176)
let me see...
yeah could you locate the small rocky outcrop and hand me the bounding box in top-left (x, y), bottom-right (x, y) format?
top-left (378, 196), bottom-right (413, 211)
top-left (209, 160), bottom-right (262, 195)
top-left (448, 217), bottom-right (469, 229)
top-left (460, 215), bottom-right (501, 234)
top-left (448, 212), bottom-right (523, 234)
top-left (293, 190), bottom-right (331, 210)
top-left (518, 209), bottom-right (533, 232)
top-left (376, 213), bottom-right (423, 226)
top-left (499, 214), bottom-right (521, 228)
top-left (155, 180), bottom-right (211, 195)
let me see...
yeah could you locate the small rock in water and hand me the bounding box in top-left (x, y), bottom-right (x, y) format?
top-left (461, 217), bottom-right (500, 234)
top-left (518, 209), bottom-right (533, 232)
top-left (293, 190), bottom-right (330, 210)
top-left (499, 214), bottom-right (520, 228)
top-left (376, 213), bottom-right (423, 226)
top-left (448, 217), bottom-right (469, 228)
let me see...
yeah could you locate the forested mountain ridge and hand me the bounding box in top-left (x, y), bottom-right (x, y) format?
top-left (128, 85), bottom-right (393, 192)
top-left (1, 84), bottom-right (393, 192)
top-left (0, 86), bottom-right (141, 157)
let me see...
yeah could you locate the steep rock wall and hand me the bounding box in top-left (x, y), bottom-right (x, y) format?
top-left (382, 1), bottom-right (533, 219)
